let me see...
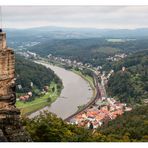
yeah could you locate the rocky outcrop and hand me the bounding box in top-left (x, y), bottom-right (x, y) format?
top-left (0, 31), bottom-right (32, 142)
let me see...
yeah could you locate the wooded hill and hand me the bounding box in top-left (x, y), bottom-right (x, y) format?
top-left (29, 38), bottom-right (148, 67)
top-left (23, 104), bottom-right (148, 142)
top-left (106, 50), bottom-right (148, 104)
top-left (15, 55), bottom-right (62, 93)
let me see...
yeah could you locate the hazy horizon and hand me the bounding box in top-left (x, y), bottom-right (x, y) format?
top-left (3, 25), bottom-right (148, 30)
top-left (2, 6), bottom-right (148, 29)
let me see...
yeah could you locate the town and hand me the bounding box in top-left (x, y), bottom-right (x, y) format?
top-left (44, 53), bottom-right (132, 129)
top-left (69, 97), bottom-right (132, 129)
top-left (16, 50), bottom-right (132, 130)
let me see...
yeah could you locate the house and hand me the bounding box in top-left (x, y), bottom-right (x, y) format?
top-left (27, 92), bottom-right (32, 97)
top-left (122, 66), bottom-right (126, 72)
top-left (109, 105), bottom-right (116, 112)
top-left (93, 121), bottom-right (99, 129)
top-left (98, 121), bottom-right (103, 126)
top-left (100, 105), bottom-right (108, 111)
top-left (44, 86), bottom-right (49, 92)
top-left (19, 96), bottom-right (25, 101)
top-left (82, 113), bottom-right (87, 119)
top-left (24, 95), bottom-right (30, 101)
top-left (19, 95), bottom-right (30, 102)
top-left (125, 107), bottom-right (132, 112)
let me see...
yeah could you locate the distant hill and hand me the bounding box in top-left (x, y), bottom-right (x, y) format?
top-left (29, 38), bottom-right (122, 66)
top-left (5, 27), bottom-right (148, 40)
top-left (29, 36), bottom-right (148, 67)
top-left (4, 27), bottom-right (148, 50)
top-left (4, 27), bottom-right (148, 68)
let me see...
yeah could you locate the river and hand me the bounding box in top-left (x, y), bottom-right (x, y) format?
top-left (29, 62), bottom-right (93, 119)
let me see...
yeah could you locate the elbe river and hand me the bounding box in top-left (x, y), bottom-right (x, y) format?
top-left (29, 62), bottom-right (93, 119)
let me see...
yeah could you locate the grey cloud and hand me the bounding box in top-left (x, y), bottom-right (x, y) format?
top-left (1, 6), bottom-right (148, 29)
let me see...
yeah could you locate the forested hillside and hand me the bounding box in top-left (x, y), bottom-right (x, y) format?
top-left (29, 38), bottom-right (118, 66)
top-left (15, 55), bottom-right (62, 93)
top-left (107, 50), bottom-right (148, 104)
top-left (23, 104), bottom-right (148, 142)
top-left (29, 38), bottom-right (148, 66)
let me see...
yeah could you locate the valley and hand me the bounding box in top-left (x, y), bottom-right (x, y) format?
top-left (0, 5), bottom-right (148, 143)
top-left (29, 61), bottom-right (93, 119)
top-left (1, 26), bottom-right (148, 142)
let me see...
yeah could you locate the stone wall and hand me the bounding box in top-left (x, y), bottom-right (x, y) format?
top-left (0, 31), bottom-right (31, 142)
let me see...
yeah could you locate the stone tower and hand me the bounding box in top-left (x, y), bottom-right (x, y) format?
top-left (0, 29), bottom-right (31, 142)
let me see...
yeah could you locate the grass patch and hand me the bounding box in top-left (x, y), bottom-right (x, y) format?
top-left (16, 81), bottom-right (61, 116)
top-left (106, 39), bottom-right (125, 42)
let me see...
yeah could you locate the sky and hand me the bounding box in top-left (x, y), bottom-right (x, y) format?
top-left (1, 6), bottom-right (148, 29)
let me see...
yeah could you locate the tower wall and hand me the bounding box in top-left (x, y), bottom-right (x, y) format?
top-left (0, 32), bottom-right (7, 49)
top-left (0, 31), bottom-right (31, 142)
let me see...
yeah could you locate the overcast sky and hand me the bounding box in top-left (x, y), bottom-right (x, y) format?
top-left (1, 6), bottom-right (148, 29)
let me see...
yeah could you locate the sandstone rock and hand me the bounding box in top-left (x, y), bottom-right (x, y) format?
top-left (0, 30), bottom-right (32, 142)
top-left (0, 129), bottom-right (7, 142)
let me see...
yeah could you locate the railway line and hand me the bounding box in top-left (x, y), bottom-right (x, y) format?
top-left (64, 72), bottom-right (102, 122)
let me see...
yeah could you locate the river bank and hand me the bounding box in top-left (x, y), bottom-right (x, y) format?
top-left (29, 61), bottom-right (93, 119)
top-left (71, 69), bottom-right (96, 99)
top-left (16, 81), bottom-right (62, 116)
top-left (42, 58), bottom-right (96, 99)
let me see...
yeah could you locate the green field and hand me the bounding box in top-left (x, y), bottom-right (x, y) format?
top-left (16, 81), bottom-right (61, 116)
top-left (106, 39), bottom-right (125, 42)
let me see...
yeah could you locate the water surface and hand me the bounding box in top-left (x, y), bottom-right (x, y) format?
top-left (29, 62), bottom-right (93, 119)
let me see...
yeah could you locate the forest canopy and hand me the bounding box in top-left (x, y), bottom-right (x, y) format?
top-left (107, 50), bottom-right (148, 104)
top-left (15, 55), bottom-right (62, 93)
top-left (23, 105), bottom-right (148, 142)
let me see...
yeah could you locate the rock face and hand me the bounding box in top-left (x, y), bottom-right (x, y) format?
top-left (0, 31), bottom-right (31, 142)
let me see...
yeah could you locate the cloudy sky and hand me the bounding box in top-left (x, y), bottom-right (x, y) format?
top-left (1, 6), bottom-right (148, 29)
